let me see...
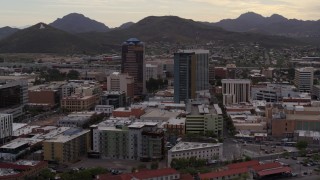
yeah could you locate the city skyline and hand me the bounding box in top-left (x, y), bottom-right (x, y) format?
top-left (1, 0), bottom-right (320, 28)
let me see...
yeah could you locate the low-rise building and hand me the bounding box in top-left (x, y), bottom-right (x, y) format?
top-left (57, 112), bottom-right (96, 127)
top-left (94, 105), bottom-right (114, 115)
top-left (163, 118), bottom-right (186, 136)
top-left (0, 160), bottom-right (48, 180)
top-left (43, 128), bottom-right (90, 163)
top-left (199, 168), bottom-right (249, 180)
top-left (167, 142), bottom-right (223, 167)
top-left (100, 91), bottom-right (127, 108)
top-left (61, 94), bottom-right (99, 112)
top-left (140, 109), bottom-right (181, 122)
top-left (112, 107), bottom-right (145, 119)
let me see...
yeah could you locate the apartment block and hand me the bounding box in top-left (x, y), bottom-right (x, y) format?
top-left (43, 128), bottom-right (90, 163)
top-left (222, 79), bottom-right (251, 105)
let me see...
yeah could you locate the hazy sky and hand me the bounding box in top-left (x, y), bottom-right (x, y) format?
top-left (1, 0), bottom-right (319, 28)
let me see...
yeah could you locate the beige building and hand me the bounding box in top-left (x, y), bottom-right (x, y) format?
top-left (43, 128), bottom-right (90, 163)
top-left (107, 72), bottom-right (134, 97)
top-left (61, 95), bottom-right (99, 112)
top-left (222, 79), bottom-right (251, 105)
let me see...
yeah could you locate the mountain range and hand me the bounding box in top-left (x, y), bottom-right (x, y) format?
top-left (0, 12), bottom-right (318, 53)
top-left (212, 12), bottom-right (320, 37)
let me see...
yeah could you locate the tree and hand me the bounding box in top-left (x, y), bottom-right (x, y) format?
top-left (67, 70), bottom-right (80, 80)
top-left (138, 164), bottom-right (147, 170)
top-left (150, 162), bottom-right (159, 170)
top-left (296, 140), bottom-right (308, 150)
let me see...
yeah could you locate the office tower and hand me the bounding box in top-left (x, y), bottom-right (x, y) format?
top-left (174, 50), bottom-right (209, 103)
top-left (121, 38), bottom-right (145, 96)
top-left (0, 77), bottom-right (28, 120)
top-left (222, 79), bottom-right (251, 105)
top-left (0, 114), bottom-right (13, 144)
top-left (294, 67), bottom-right (314, 92)
top-left (107, 72), bottom-right (134, 97)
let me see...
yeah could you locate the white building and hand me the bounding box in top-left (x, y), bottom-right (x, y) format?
top-left (222, 79), bottom-right (251, 105)
top-left (294, 67), bottom-right (314, 92)
top-left (145, 64), bottom-right (159, 80)
top-left (168, 141), bottom-right (223, 167)
top-left (107, 72), bottom-right (134, 97)
top-left (0, 114), bottom-right (13, 143)
top-left (95, 105), bottom-right (114, 115)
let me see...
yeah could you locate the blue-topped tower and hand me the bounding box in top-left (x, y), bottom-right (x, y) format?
top-left (121, 38), bottom-right (145, 96)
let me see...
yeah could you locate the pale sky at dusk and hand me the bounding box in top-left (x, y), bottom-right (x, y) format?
top-left (1, 0), bottom-right (319, 28)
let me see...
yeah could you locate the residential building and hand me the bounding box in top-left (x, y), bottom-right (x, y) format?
top-left (92, 121), bottom-right (164, 161)
top-left (185, 103), bottom-right (223, 137)
top-left (100, 91), bottom-right (126, 108)
top-left (0, 114), bottom-right (13, 143)
top-left (167, 142), bottom-right (223, 167)
top-left (107, 72), bottom-right (134, 97)
top-left (43, 128), bottom-right (90, 163)
top-left (128, 122), bottom-right (164, 161)
top-left (222, 79), bottom-right (251, 105)
top-left (61, 80), bottom-right (101, 97)
top-left (92, 121), bottom-right (130, 159)
top-left (294, 67), bottom-right (314, 92)
top-left (0, 76), bottom-right (28, 120)
top-left (174, 50), bottom-right (209, 103)
top-left (121, 38), bottom-right (145, 95)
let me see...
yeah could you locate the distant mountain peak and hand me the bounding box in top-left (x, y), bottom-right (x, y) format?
top-left (238, 12), bottom-right (264, 20)
top-left (50, 13), bottom-right (109, 33)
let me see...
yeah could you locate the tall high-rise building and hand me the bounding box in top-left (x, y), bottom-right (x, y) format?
top-left (294, 67), bottom-right (314, 92)
top-left (121, 38), bottom-right (145, 95)
top-left (174, 50), bottom-right (209, 103)
top-left (222, 79), bottom-right (251, 105)
top-left (0, 76), bottom-right (28, 120)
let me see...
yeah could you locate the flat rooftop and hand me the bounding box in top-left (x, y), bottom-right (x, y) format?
top-left (177, 49), bottom-right (209, 54)
top-left (44, 128), bottom-right (90, 143)
top-left (165, 118), bottom-right (186, 125)
top-left (141, 109), bottom-right (180, 119)
top-left (170, 142), bottom-right (222, 152)
top-left (0, 168), bottom-right (19, 177)
top-left (286, 114), bottom-right (320, 121)
top-left (128, 122), bottom-right (158, 129)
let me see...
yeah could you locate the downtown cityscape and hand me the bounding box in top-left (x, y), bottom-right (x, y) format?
top-left (0, 1), bottom-right (320, 180)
